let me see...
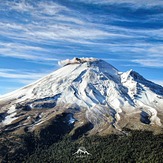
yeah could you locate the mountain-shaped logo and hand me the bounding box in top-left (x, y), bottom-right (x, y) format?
top-left (73, 147), bottom-right (91, 157)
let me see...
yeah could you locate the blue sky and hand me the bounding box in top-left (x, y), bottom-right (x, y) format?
top-left (0, 0), bottom-right (163, 95)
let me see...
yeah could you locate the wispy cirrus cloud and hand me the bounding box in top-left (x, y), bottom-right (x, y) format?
top-left (0, 42), bottom-right (58, 62)
top-left (132, 59), bottom-right (163, 68)
top-left (152, 80), bottom-right (163, 86)
top-left (1, 0), bottom-right (68, 15)
top-left (71, 0), bottom-right (163, 8)
top-left (0, 68), bottom-right (50, 84)
top-left (0, 67), bottom-right (54, 95)
top-left (0, 1), bottom-right (162, 48)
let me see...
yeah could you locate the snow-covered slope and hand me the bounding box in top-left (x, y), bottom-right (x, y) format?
top-left (0, 58), bottom-right (163, 134)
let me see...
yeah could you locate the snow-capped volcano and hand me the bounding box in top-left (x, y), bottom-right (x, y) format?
top-left (0, 58), bottom-right (163, 134)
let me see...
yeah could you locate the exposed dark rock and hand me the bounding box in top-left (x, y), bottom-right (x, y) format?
top-left (0, 113), bottom-right (7, 122)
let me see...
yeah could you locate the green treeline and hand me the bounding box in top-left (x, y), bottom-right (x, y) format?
top-left (25, 130), bottom-right (163, 163)
top-left (1, 130), bottom-right (163, 163)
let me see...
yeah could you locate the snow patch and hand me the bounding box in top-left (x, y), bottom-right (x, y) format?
top-left (2, 113), bottom-right (17, 125)
top-left (7, 105), bottom-right (16, 114)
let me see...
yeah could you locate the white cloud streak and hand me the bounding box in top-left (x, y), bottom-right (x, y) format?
top-left (132, 59), bottom-right (163, 67)
top-left (72, 0), bottom-right (163, 8)
top-left (0, 68), bottom-right (50, 84)
top-left (2, 0), bottom-right (68, 15)
top-left (151, 80), bottom-right (163, 86)
top-left (0, 42), bottom-right (59, 62)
